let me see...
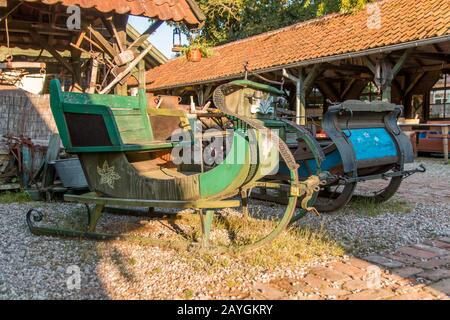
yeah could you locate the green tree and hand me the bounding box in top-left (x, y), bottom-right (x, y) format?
top-left (187, 0), bottom-right (371, 45)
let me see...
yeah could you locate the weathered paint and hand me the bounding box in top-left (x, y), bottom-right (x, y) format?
top-left (297, 148), bottom-right (343, 178)
top-left (344, 128), bottom-right (397, 161)
top-left (199, 130), bottom-right (251, 198)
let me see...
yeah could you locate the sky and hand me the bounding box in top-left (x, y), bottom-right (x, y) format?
top-left (128, 16), bottom-right (188, 60)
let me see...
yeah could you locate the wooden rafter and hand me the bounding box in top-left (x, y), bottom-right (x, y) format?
top-left (29, 28), bottom-right (73, 74)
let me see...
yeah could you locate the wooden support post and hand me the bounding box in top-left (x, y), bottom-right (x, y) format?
top-left (113, 14), bottom-right (129, 96)
top-left (199, 209), bottom-right (214, 247)
top-left (70, 45), bottom-right (82, 92)
top-left (443, 125), bottom-right (449, 164)
top-left (382, 49), bottom-right (413, 102)
top-left (284, 65), bottom-right (321, 125)
top-left (138, 59), bottom-right (145, 90)
top-left (382, 82), bottom-right (392, 102)
top-left (41, 134), bottom-right (61, 189)
top-left (196, 86), bottom-right (204, 106)
top-left (299, 73), bottom-right (306, 126)
top-left (88, 54), bottom-right (99, 94)
top-left (304, 64), bottom-right (322, 95)
top-left (241, 189), bottom-right (249, 218)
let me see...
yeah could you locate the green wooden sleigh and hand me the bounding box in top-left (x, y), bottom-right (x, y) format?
top-left (27, 80), bottom-right (321, 251)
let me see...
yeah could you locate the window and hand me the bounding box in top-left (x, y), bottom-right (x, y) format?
top-left (360, 81), bottom-right (380, 102)
top-left (429, 73), bottom-right (450, 120)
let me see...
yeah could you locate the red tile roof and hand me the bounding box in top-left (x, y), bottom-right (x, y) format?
top-left (24, 0), bottom-right (205, 27)
top-left (141, 0), bottom-right (450, 91)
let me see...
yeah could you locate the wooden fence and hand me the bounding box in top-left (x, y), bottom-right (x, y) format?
top-left (0, 87), bottom-right (57, 142)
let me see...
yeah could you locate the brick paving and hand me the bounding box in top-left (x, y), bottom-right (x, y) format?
top-left (252, 236), bottom-right (450, 300)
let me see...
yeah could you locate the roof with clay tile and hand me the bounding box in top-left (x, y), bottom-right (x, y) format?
top-left (139, 0), bottom-right (450, 91)
top-left (23, 0), bottom-right (205, 27)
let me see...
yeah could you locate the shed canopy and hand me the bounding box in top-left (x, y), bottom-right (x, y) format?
top-left (137, 0), bottom-right (450, 91)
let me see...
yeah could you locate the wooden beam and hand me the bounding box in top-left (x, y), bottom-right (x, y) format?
top-left (129, 20), bottom-right (163, 48)
top-left (0, 61), bottom-right (46, 69)
top-left (362, 56), bottom-right (376, 75)
top-left (203, 84), bottom-right (214, 103)
top-left (112, 14), bottom-right (128, 95)
top-left (414, 52), bottom-right (450, 63)
top-left (381, 49), bottom-right (412, 101)
top-left (87, 26), bottom-right (117, 58)
top-left (29, 29), bottom-right (73, 74)
top-left (404, 72), bottom-right (426, 95)
top-left (340, 78), bottom-right (357, 100)
top-left (304, 64), bottom-right (322, 93)
top-left (324, 62), bottom-right (370, 74)
top-left (138, 59), bottom-right (145, 91)
top-left (100, 44), bottom-right (153, 94)
top-left (112, 14), bottom-right (128, 52)
top-left (88, 53), bottom-right (100, 93)
top-left (316, 81), bottom-right (340, 102)
top-left (392, 48), bottom-right (413, 78)
top-left (404, 63), bottom-right (450, 73)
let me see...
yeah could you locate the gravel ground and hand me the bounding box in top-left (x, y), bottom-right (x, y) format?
top-left (0, 158), bottom-right (448, 299)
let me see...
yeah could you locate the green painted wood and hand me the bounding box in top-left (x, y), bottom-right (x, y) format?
top-left (88, 204), bottom-right (105, 232)
top-left (65, 193), bottom-right (241, 209)
top-left (50, 80), bottom-right (72, 149)
top-left (199, 130), bottom-right (251, 199)
top-left (69, 143), bottom-right (175, 153)
top-left (50, 79), bottom-right (160, 153)
top-left (201, 209), bottom-right (215, 247)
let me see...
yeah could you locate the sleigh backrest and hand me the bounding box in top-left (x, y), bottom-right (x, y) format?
top-left (50, 80), bottom-right (174, 153)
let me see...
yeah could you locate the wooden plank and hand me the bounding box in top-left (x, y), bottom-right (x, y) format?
top-left (100, 44), bottom-right (153, 94)
top-left (29, 29), bottom-right (73, 74)
top-left (87, 26), bottom-right (118, 58)
top-left (0, 62), bottom-right (46, 69)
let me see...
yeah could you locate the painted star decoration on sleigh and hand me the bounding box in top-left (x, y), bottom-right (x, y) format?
top-left (97, 161), bottom-right (121, 189)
